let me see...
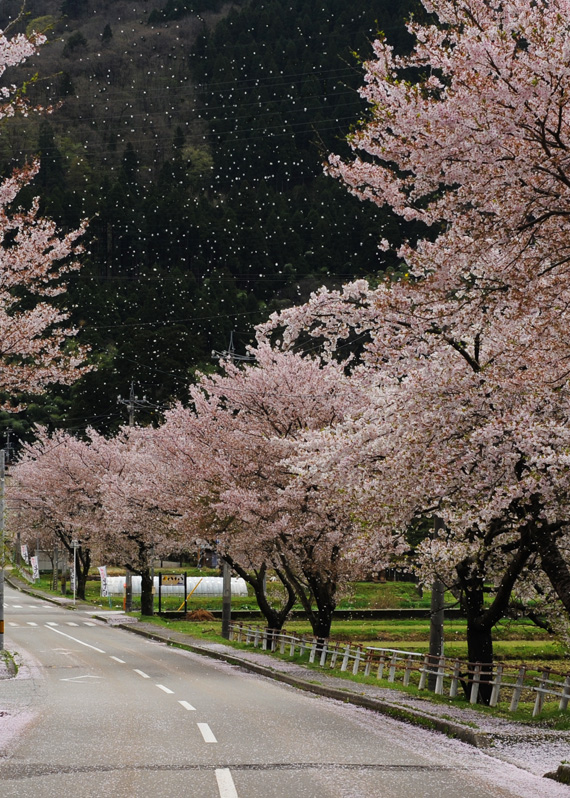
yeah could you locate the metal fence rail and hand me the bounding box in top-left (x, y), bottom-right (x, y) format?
top-left (228, 622), bottom-right (570, 715)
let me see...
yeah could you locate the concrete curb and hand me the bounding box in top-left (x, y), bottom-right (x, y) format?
top-left (119, 622), bottom-right (492, 749)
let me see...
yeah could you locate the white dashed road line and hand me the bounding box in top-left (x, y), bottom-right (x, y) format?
top-left (44, 625), bottom-right (106, 653)
top-left (178, 700), bottom-right (196, 711)
top-left (156, 684), bottom-right (174, 694)
top-left (133, 669), bottom-right (150, 678)
top-left (110, 656), bottom-right (125, 663)
top-left (197, 723), bottom-right (217, 743)
top-left (215, 768), bottom-right (239, 797)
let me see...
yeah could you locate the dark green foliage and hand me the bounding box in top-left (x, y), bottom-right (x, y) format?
top-left (62, 31), bottom-right (87, 58)
top-left (57, 71), bottom-right (75, 97)
top-left (61, 0), bottom-right (88, 19)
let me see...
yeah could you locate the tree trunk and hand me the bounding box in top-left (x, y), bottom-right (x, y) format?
top-left (140, 567), bottom-right (154, 616)
top-left (455, 533), bottom-right (534, 705)
top-left (457, 561), bottom-right (493, 704)
top-left (310, 605), bottom-right (335, 641)
top-left (251, 567), bottom-right (296, 630)
top-left (428, 577), bottom-right (445, 691)
top-left (275, 546), bottom-right (337, 641)
top-left (76, 548), bottom-right (91, 601)
top-left (465, 616), bottom-right (494, 705)
top-left (536, 529), bottom-right (570, 615)
top-left (306, 573), bottom-right (336, 641)
top-left (224, 559), bottom-right (297, 631)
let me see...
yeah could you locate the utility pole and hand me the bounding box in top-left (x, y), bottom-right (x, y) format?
top-left (0, 450), bottom-right (5, 651)
top-left (212, 331), bottom-right (256, 364)
top-left (118, 383), bottom-right (159, 613)
top-left (4, 428), bottom-right (13, 466)
top-left (71, 539), bottom-right (80, 605)
top-left (52, 541), bottom-right (59, 592)
top-left (428, 516), bottom-right (446, 690)
top-left (118, 382), bottom-right (161, 427)
top-left (119, 384), bottom-right (137, 611)
top-left (221, 559), bottom-right (231, 639)
top-left (118, 382), bottom-right (136, 427)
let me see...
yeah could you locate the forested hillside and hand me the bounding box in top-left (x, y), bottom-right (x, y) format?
top-left (0, 0), bottom-right (415, 444)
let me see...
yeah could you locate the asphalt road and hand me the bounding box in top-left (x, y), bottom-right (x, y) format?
top-left (0, 584), bottom-right (566, 798)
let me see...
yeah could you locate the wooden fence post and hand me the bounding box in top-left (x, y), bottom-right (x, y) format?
top-left (289, 636), bottom-right (296, 657)
top-left (559, 675), bottom-right (570, 711)
top-left (330, 642), bottom-right (340, 669)
top-left (533, 669), bottom-right (551, 717)
top-left (352, 646), bottom-right (362, 676)
top-left (470, 663), bottom-right (481, 704)
top-left (509, 665), bottom-right (526, 712)
top-left (418, 654), bottom-right (430, 690)
top-left (435, 656), bottom-right (445, 695)
top-left (309, 639), bottom-right (318, 663)
top-left (388, 653), bottom-right (398, 683)
top-left (403, 656), bottom-right (413, 686)
top-left (449, 660), bottom-right (461, 698)
top-left (377, 653), bottom-right (386, 681)
top-left (490, 664), bottom-right (503, 707)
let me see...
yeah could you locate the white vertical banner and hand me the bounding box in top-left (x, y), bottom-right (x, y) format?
top-left (20, 544), bottom-right (29, 564)
top-left (70, 564), bottom-right (76, 594)
top-left (30, 556), bottom-right (39, 581)
top-left (98, 565), bottom-right (108, 597)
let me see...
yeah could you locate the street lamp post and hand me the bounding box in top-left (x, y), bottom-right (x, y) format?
top-left (71, 539), bottom-right (80, 605)
top-left (221, 559), bottom-right (231, 639)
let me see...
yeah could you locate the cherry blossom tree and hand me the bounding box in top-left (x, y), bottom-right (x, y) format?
top-left (95, 425), bottom-right (181, 616)
top-left (0, 28), bottom-right (89, 406)
top-left (10, 428), bottom-right (108, 599)
top-left (152, 409), bottom-right (299, 630)
top-left (328, 0), bottom-right (570, 275)
top-left (11, 426), bottom-right (180, 612)
top-left (156, 345), bottom-right (400, 638)
top-left (258, 0), bottom-right (570, 679)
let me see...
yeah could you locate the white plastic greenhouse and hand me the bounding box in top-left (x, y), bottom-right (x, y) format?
top-left (103, 575), bottom-right (248, 596)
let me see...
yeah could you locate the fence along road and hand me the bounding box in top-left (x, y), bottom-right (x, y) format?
top-left (0, 583), bottom-right (568, 798)
top-left (231, 623), bottom-right (570, 716)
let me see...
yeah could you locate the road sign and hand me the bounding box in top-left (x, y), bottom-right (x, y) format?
top-left (162, 574), bottom-right (184, 585)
